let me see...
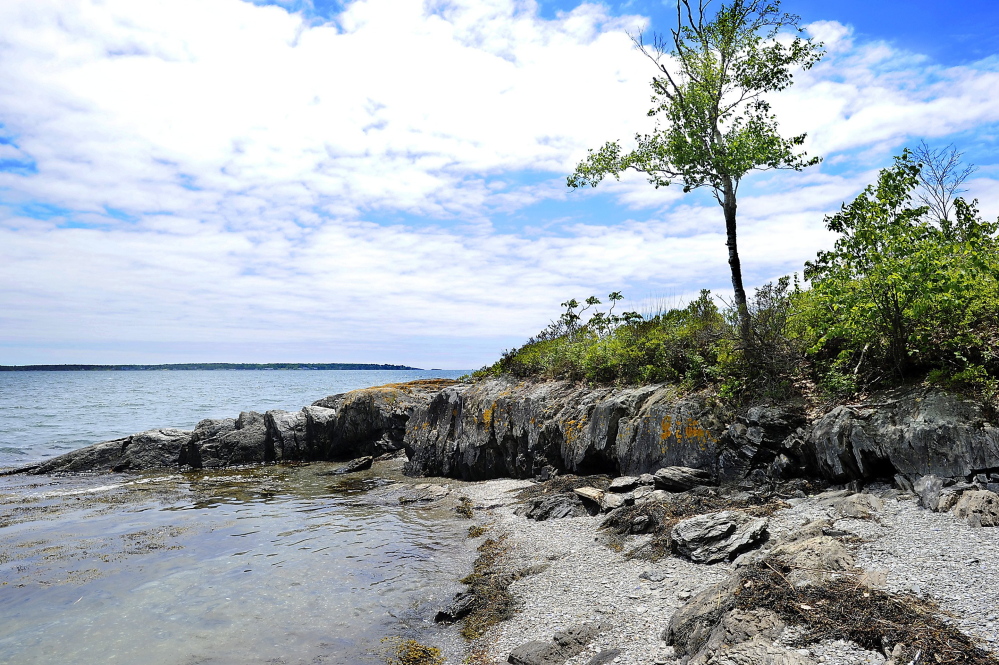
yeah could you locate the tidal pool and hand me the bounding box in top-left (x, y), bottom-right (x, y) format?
top-left (0, 462), bottom-right (472, 664)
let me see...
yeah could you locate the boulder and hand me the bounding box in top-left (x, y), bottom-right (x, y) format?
top-left (952, 490), bottom-right (999, 527)
top-left (767, 536), bottom-right (855, 586)
top-left (608, 476), bottom-right (640, 492)
top-left (671, 511), bottom-right (769, 564)
top-left (515, 493), bottom-right (588, 520)
top-left (265, 410), bottom-right (308, 461)
top-left (434, 590), bottom-right (476, 623)
top-left (194, 411), bottom-right (268, 468)
top-left (914, 475), bottom-right (947, 511)
top-left (508, 623), bottom-right (606, 665)
top-left (654, 466), bottom-right (713, 492)
top-left (834, 493), bottom-right (883, 519)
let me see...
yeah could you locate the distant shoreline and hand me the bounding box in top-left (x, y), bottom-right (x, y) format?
top-left (0, 363), bottom-right (424, 372)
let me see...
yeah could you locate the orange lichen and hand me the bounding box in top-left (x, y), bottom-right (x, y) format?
top-left (659, 415), bottom-right (716, 454)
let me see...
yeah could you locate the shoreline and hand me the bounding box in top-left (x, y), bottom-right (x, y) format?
top-left (451, 478), bottom-right (999, 665)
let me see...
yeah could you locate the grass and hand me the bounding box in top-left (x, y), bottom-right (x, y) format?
top-left (735, 558), bottom-right (999, 665)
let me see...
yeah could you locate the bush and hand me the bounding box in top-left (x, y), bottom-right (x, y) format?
top-left (475, 290), bottom-right (730, 388)
top-left (800, 151), bottom-right (999, 392)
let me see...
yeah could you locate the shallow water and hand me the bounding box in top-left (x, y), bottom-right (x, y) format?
top-left (0, 463), bottom-right (471, 664)
top-left (0, 369), bottom-right (467, 466)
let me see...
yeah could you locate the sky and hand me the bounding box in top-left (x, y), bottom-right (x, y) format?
top-left (1, 0), bottom-right (998, 369)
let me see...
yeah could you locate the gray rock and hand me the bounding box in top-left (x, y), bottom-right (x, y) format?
top-left (398, 483), bottom-right (450, 504)
top-left (803, 389), bottom-right (999, 483)
top-left (654, 466), bottom-right (713, 492)
top-left (31, 437), bottom-right (131, 474)
top-left (952, 490), bottom-right (999, 527)
top-left (601, 491), bottom-right (627, 511)
top-left (585, 649), bottom-right (621, 665)
top-left (434, 590), bottom-right (476, 623)
top-left (508, 623), bottom-right (606, 665)
top-left (515, 493), bottom-right (588, 520)
top-left (194, 411), bottom-right (268, 468)
top-left (705, 637), bottom-right (816, 665)
top-left (833, 492), bottom-right (884, 519)
top-left (608, 476), bottom-right (640, 492)
top-left (113, 428), bottom-right (193, 471)
top-left (639, 473), bottom-right (656, 485)
top-left (914, 475), bottom-right (948, 511)
top-left (767, 536), bottom-right (855, 586)
top-left (671, 511), bottom-right (769, 564)
top-left (265, 410), bottom-right (308, 460)
top-left (331, 456), bottom-right (373, 475)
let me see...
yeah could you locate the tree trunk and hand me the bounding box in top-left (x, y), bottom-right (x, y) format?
top-left (722, 179), bottom-right (751, 345)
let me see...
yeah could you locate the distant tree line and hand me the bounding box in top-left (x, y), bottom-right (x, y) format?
top-left (0, 363), bottom-right (422, 372)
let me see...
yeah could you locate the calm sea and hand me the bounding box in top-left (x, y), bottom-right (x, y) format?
top-left (0, 370), bottom-right (475, 665)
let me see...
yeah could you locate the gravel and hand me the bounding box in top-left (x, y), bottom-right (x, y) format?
top-left (453, 480), bottom-right (999, 665)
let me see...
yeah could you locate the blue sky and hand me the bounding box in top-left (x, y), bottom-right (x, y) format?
top-left (2, 0), bottom-right (999, 369)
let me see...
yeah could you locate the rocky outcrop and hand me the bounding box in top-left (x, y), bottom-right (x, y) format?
top-left (402, 379), bottom-right (801, 482)
top-left (800, 389), bottom-right (999, 484)
top-left (31, 428), bottom-right (193, 474)
top-left (15, 378), bottom-right (999, 489)
top-left (18, 380), bottom-right (453, 474)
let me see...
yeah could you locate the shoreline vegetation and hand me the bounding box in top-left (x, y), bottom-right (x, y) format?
top-left (0, 362), bottom-right (423, 371)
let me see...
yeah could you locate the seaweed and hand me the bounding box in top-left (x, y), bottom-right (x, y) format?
top-left (735, 559), bottom-right (999, 665)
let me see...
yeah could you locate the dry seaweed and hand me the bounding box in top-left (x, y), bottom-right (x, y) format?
top-left (735, 559), bottom-right (999, 665)
top-left (601, 491), bottom-right (787, 561)
top-left (515, 474), bottom-right (611, 500)
top-left (467, 524), bottom-right (488, 538)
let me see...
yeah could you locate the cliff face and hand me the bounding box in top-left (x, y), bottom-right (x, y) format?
top-left (12, 378), bottom-right (999, 490)
top-left (401, 378), bottom-right (802, 482)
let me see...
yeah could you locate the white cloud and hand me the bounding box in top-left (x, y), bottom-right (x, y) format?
top-left (0, 4), bottom-right (997, 367)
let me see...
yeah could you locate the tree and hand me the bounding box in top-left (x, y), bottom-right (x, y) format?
top-left (568, 0), bottom-right (822, 342)
top-left (912, 140), bottom-right (977, 236)
top-left (802, 150), bottom-right (999, 383)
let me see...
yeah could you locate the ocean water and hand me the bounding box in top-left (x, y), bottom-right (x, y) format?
top-left (0, 370), bottom-right (475, 664)
top-left (0, 369), bottom-right (468, 467)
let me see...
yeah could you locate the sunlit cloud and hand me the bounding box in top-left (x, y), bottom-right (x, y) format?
top-left (0, 0), bottom-right (997, 368)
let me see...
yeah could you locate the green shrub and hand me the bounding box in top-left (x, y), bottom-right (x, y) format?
top-left (800, 151), bottom-right (999, 390)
